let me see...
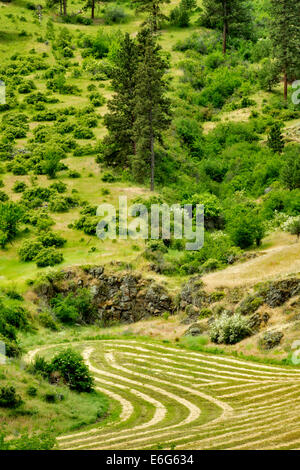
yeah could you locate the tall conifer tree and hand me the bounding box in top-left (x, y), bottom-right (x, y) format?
top-left (103, 33), bottom-right (138, 167)
top-left (270, 0), bottom-right (300, 100)
top-left (201, 0), bottom-right (253, 54)
top-left (133, 29), bottom-right (171, 191)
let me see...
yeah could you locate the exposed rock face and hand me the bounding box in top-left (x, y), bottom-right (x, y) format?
top-left (34, 266), bottom-right (173, 325)
top-left (258, 279), bottom-right (300, 308)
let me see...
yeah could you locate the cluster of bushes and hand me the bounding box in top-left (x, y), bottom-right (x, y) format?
top-left (30, 348), bottom-right (94, 393)
top-left (19, 232), bottom-right (66, 267)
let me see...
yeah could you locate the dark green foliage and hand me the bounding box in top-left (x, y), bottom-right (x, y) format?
top-left (13, 181), bottom-right (27, 193)
top-left (0, 386), bottom-right (23, 408)
top-left (226, 205), bottom-right (265, 248)
top-left (103, 33), bottom-right (138, 168)
top-left (258, 59), bottom-right (280, 92)
top-left (0, 191), bottom-right (8, 202)
top-left (50, 288), bottom-right (97, 325)
top-left (281, 144), bottom-right (300, 190)
top-left (270, 0), bottom-right (300, 99)
top-left (0, 202), bottom-right (23, 247)
top-left (26, 386), bottom-right (38, 397)
top-left (133, 28), bottom-right (171, 190)
top-left (38, 312), bottom-right (59, 331)
top-left (38, 232), bottom-right (66, 248)
top-left (200, 0), bottom-right (254, 53)
top-left (49, 348), bottom-right (94, 392)
top-left (267, 122), bottom-right (285, 154)
top-left (35, 247), bottom-right (64, 268)
top-left (0, 334), bottom-right (21, 358)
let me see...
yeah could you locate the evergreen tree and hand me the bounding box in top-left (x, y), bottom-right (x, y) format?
top-left (133, 29), bottom-right (171, 190)
top-left (270, 0), bottom-right (300, 100)
top-left (200, 0), bottom-right (253, 54)
top-left (132, 0), bottom-right (170, 31)
top-left (103, 33), bottom-right (138, 168)
top-left (267, 122), bottom-right (285, 153)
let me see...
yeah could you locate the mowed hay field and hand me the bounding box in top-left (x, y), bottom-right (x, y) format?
top-left (26, 339), bottom-right (300, 450)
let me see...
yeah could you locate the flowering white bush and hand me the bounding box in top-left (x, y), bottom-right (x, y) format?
top-left (210, 313), bottom-right (252, 345)
top-left (281, 215), bottom-right (300, 233)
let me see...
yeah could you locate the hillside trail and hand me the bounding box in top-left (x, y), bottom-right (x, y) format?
top-left (202, 234), bottom-right (300, 290)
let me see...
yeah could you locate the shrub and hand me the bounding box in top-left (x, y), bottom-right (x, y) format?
top-left (26, 386), bottom-right (37, 397)
top-left (281, 144), bottom-right (300, 190)
top-left (226, 206), bottom-right (265, 248)
top-left (286, 217), bottom-right (300, 240)
top-left (210, 313), bottom-right (252, 345)
top-left (38, 232), bottom-right (66, 248)
top-left (35, 247), bottom-right (64, 268)
top-left (0, 386), bottom-right (23, 408)
top-left (0, 334), bottom-right (21, 358)
top-left (50, 288), bottom-right (96, 325)
top-left (267, 122), bottom-right (284, 154)
top-left (50, 348), bottom-right (94, 392)
top-left (88, 92), bottom-right (106, 107)
top-left (0, 202), bottom-right (23, 246)
top-left (30, 356), bottom-right (52, 379)
top-left (38, 312), bottom-right (59, 331)
top-left (101, 172), bottom-right (116, 183)
top-left (50, 181), bottom-right (67, 193)
top-left (19, 240), bottom-right (43, 262)
top-left (1, 304), bottom-right (29, 330)
top-left (13, 181), bottom-right (27, 193)
top-left (103, 5), bottom-right (127, 25)
top-left (0, 191), bottom-right (9, 202)
top-left (73, 127), bottom-right (94, 139)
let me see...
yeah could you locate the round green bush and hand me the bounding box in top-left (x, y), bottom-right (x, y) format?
top-left (35, 247), bottom-right (64, 268)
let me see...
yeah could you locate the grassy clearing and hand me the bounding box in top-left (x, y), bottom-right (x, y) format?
top-left (0, 359), bottom-right (113, 437)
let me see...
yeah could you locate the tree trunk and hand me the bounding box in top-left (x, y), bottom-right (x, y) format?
top-left (150, 111), bottom-right (155, 192)
top-left (63, 0), bottom-right (67, 15)
top-left (284, 70), bottom-right (288, 100)
top-left (59, 0), bottom-right (62, 15)
top-left (223, 0), bottom-right (227, 55)
top-left (91, 0), bottom-right (95, 19)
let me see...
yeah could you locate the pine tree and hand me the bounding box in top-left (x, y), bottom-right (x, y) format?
top-left (103, 33), bottom-right (138, 167)
top-left (132, 0), bottom-right (170, 31)
top-left (270, 0), bottom-right (300, 100)
top-left (200, 0), bottom-right (253, 54)
top-left (133, 29), bottom-right (171, 191)
top-left (267, 123), bottom-right (285, 154)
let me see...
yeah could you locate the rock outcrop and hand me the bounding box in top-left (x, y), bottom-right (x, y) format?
top-left (34, 266), bottom-right (173, 325)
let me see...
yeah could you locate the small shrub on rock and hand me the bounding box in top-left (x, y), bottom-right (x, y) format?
top-left (210, 313), bottom-right (252, 345)
top-left (258, 331), bottom-right (283, 350)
